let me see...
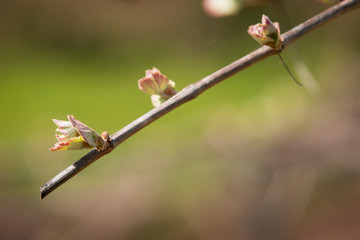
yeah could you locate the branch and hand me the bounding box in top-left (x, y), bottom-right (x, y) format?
top-left (40, 0), bottom-right (360, 199)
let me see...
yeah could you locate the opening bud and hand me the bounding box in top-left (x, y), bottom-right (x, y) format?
top-left (50, 115), bottom-right (110, 151)
top-left (248, 15), bottom-right (283, 49)
top-left (138, 67), bottom-right (177, 107)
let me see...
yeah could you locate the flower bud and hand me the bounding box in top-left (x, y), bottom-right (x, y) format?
top-left (248, 15), bottom-right (283, 49)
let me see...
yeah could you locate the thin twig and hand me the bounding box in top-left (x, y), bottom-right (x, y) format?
top-left (277, 52), bottom-right (303, 86)
top-left (40, 0), bottom-right (360, 199)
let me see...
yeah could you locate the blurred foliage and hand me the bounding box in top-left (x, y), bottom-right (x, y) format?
top-left (0, 0), bottom-right (359, 239)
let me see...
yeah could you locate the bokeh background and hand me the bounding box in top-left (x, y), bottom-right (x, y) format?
top-left (1, 0), bottom-right (360, 239)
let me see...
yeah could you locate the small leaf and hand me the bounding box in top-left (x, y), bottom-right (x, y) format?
top-left (49, 136), bottom-right (91, 151)
top-left (52, 119), bottom-right (79, 142)
top-left (68, 115), bottom-right (101, 148)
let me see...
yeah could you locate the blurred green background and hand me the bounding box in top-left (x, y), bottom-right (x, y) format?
top-left (1, 0), bottom-right (360, 239)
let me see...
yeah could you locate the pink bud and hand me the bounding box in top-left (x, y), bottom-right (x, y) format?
top-left (101, 131), bottom-right (109, 142)
top-left (138, 67), bottom-right (171, 96)
top-left (138, 67), bottom-right (177, 107)
top-left (248, 15), bottom-right (283, 49)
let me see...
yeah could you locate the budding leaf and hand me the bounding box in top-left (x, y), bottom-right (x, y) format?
top-left (50, 115), bottom-right (109, 151)
top-left (138, 67), bottom-right (177, 107)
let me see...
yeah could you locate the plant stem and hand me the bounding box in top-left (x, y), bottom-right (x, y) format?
top-left (277, 52), bottom-right (303, 86)
top-left (40, 0), bottom-right (360, 200)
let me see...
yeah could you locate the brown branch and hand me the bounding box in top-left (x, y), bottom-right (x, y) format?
top-left (40, 0), bottom-right (360, 199)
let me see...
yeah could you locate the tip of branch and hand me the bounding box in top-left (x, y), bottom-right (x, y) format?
top-left (40, 185), bottom-right (48, 200)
